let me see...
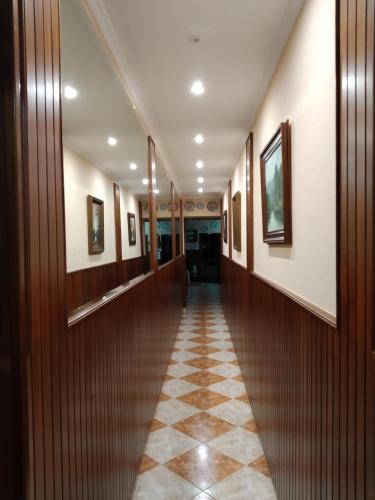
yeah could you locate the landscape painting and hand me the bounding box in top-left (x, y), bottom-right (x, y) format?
top-left (265, 143), bottom-right (284, 233)
top-left (260, 120), bottom-right (292, 244)
top-left (128, 212), bottom-right (137, 245)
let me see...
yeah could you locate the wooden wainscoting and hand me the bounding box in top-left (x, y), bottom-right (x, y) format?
top-left (67, 256), bottom-right (146, 313)
top-left (54, 257), bottom-right (184, 499)
top-left (221, 256), bottom-right (373, 500)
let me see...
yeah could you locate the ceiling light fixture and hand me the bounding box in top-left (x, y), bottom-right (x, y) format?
top-left (130, 162), bottom-right (137, 170)
top-left (153, 188), bottom-right (160, 194)
top-left (191, 80), bottom-right (205, 96)
top-left (64, 86), bottom-right (78, 99)
top-left (142, 178), bottom-right (149, 185)
top-left (107, 137), bottom-right (117, 146)
top-left (196, 161), bottom-right (204, 169)
top-left (198, 187), bottom-right (204, 193)
top-left (194, 134), bottom-right (204, 144)
top-left (197, 177), bottom-right (204, 184)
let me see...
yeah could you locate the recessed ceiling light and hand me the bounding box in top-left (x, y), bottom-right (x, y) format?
top-left (153, 188), bottom-right (160, 194)
top-left (142, 178), bottom-right (149, 185)
top-left (132, 104), bottom-right (136, 110)
top-left (196, 161), bottom-right (204, 169)
top-left (198, 187), bottom-right (204, 193)
top-left (191, 80), bottom-right (205, 95)
top-left (130, 162), bottom-right (137, 170)
top-left (64, 86), bottom-right (78, 99)
top-left (194, 134), bottom-right (204, 144)
top-left (107, 137), bottom-right (117, 146)
top-left (197, 177), bottom-right (204, 184)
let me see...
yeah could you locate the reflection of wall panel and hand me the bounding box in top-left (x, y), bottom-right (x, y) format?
top-left (66, 256), bottom-right (145, 313)
top-left (232, 191), bottom-right (241, 251)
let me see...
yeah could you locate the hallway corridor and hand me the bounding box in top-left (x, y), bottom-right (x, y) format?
top-left (133, 285), bottom-right (277, 500)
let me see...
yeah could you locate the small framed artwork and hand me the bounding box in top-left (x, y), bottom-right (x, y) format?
top-left (232, 191), bottom-right (241, 251)
top-left (260, 120), bottom-right (292, 244)
top-left (127, 212), bottom-right (137, 246)
top-left (87, 195), bottom-right (104, 254)
top-left (223, 210), bottom-right (228, 243)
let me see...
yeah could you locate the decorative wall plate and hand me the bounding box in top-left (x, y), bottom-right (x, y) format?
top-left (184, 200), bottom-right (195, 212)
top-left (160, 202), bottom-right (168, 211)
top-left (207, 201), bottom-right (218, 212)
top-left (196, 202), bottom-right (204, 210)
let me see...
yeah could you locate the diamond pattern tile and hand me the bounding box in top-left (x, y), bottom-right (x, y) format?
top-left (165, 444), bottom-right (243, 490)
top-left (132, 284), bottom-right (276, 500)
top-left (178, 388), bottom-right (230, 410)
top-left (172, 411), bottom-right (234, 443)
top-left (182, 370), bottom-right (226, 387)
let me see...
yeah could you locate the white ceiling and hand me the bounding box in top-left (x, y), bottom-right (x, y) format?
top-left (83, 0), bottom-right (305, 196)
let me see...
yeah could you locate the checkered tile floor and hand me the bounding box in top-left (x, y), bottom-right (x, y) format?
top-left (133, 284), bottom-right (277, 500)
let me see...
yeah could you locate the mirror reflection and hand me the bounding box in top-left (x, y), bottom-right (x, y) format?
top-left (61, 0), bottom-right (150, 312)
top-left (175, 192), bottom-right (181, 257)
top-left (155, 162), bottom-right (173, 266)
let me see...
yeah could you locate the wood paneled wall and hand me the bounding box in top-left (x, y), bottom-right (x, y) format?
top-left (222, 2), bottom-right (375, 499)
top-left (63, 258), bottom-right (184, 499)
top-left (67, 257), bottom-right (145, 313)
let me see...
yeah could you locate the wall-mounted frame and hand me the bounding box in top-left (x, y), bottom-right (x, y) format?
top-left (223, 210), bottom-right (228, 243)
top-left (127, 212), bottom-right (136, 246)
top-left (87, 195), bottom-right (104, 254)
top-left (232, 191), bottom-right (241, 251)
top-left (260, 120), bottom-right (292, 244)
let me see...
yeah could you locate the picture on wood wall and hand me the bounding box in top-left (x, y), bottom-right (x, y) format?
top-left (223, 210), bottom-right (228, 243)
top-left (127, 212), bottom-right (137, 245)
top-left (260, 120), bottom-right (292, 244)
top-left (87, 195), bottom-right (104, 254)
top-left (232, 191), bottom-right (241, 251)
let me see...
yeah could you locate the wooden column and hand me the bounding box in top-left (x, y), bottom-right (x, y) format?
top-left (148, 136), bottom-right (158, 271)
top-left (246, 133), bottom-right (254, 272)
top-left (171, 182), bottom-right (176, 259)
top-left (228, 179), bottom-right (232, 260)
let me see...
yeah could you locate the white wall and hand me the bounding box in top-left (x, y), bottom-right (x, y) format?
top-left (231, 148), bottom-right (247, 268)
top-left (64, 147), bottom-right (116, 272)
top-left (120, 187), bottom-right (142, 260)
top-left (252, 0), bottom-right (336, 316)
top-left (64, 146), bottom-right (141, 272)
top-left (222, 187), bottom-right (229, 258)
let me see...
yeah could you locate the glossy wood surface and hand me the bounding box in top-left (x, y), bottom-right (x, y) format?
top-left (67, 257), bottom-right (145, 313)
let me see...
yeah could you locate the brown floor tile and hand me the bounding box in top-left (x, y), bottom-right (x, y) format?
top-left (192, 322), bottom-right (217, 328)
top-left (159, 393), bottom-right (171, 401)
top-left (169, 359), bottom-right (178, 365)
top-left (192, 328), bottom-right (216, 335)
top-left (139, 455), bottom-right (159, 474)
top-left (173, 412), bottom-right (234, 443)
top-left (188, 345), bottom-right (221, 356)
top-left (236, 393), bottom-right (250, 404)
top-left (242, 419), bottom-right (258, 433)
top-left (178, 388), bottom-right (230, 410)
top-left (150, 419), bottom-right (167, 432)
top-left (165, 444), bottom-right (243, 490)
top-left (229, 359), bottom-right (239, 366)
top-left (164, 374), bottom-right (175, 381)
top-left (249, 455), bottom-right (271, 477)
top-left (182, 370), bottom-right (226, 387)
top-left (233, 374), bottom-right (244, 382)
top-left (189, 336), bottom-right (217, 344)
top-left (185, 357), bottom-right (224, 369)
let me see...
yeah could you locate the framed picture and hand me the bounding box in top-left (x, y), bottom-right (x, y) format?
top-left (260, 120), bottom-right (292, 244)
top-left (186, 229), bottom-right (198, 243)
top-left (127, 212), bottom-right (136, 245)
top-left (232, 191), bottom-right (241, 251)
top-left (223, 210), bottom-right (228, 243)
top-left (87, 195), bottom-right (104, 254)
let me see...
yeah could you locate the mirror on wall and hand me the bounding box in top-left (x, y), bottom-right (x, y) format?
top-left (154, 163), bottom-right (173, 267)
top-left (174, 192), bottom-right (182, 257)
top-left (61, 0), bottom-right (150, 310)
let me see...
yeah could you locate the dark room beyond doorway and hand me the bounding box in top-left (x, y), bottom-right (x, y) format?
top-left (184, 217), bottom-right (221, 283)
